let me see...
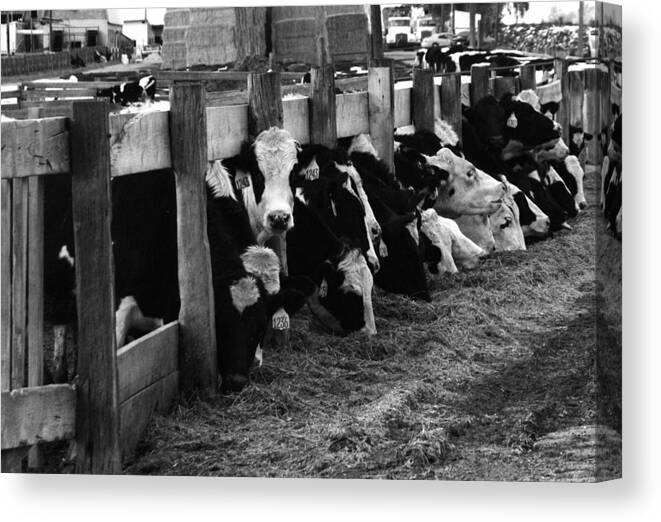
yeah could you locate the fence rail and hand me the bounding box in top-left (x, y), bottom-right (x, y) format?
top-left (1, 47), bottom-right (119, 78)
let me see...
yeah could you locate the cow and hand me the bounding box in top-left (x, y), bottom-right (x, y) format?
top-left (504, 181), bottom-right (551, 239)
top-left (601, 113), bottom-right (622, 237)
top-left (490, 188), bottom-right (527, 251)
top-left (225, 127), bottom-right (299, 245)
top-left (454, 214), bottom-right (496, 253)
top-left (425, 44), bottom-right (457, 73)
top-left (420, 209), bottom-right (485, 274)
top-left (96, 75), bottom-right (156, 106)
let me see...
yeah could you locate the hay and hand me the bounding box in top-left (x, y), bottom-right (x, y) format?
top-left (125, 167), bottom-right (620, 481)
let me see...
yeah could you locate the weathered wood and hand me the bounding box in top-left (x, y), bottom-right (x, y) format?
top-left (394, 85), bottom-right (412, 129)
top-left (20, 90), bottom-right (97, 101)
top-left (1, 180), bottom-right (12, 393)
top-left (169, 83), bottom-right (217, 397)
top-left (568, 70), bottom-right (585, 128)
top-left (470, 63), bottom-right (491, 106)
top-left (584, 67), bottom-right (602, 164)
top-left (1, 385), bottom-right (76, 450)
top-left (368, 62), bottom-right (395, 171)
top-left (70, 100), bottom-right (121, 474)
top-left (337, 92), bottom-right (370, 137)
top-left (519, 64), bottom-right (537, 91)
top-left (309, 65), bottom-right (337, 147)
top-left (207, 105), bottom-right (250, 160)
top-left (247, 71), bottom-right (283, 138)
top-left (119, 371), bottom-right (178, 461)
top-left (282, 97), bottom-right (310, 145)
top-left (22, 80), bottom-right (125, 89)
top-left (50, 325), bottom-right (68, 384)
top-left (11, 178), bottom-right (29, 390)
top-left (369, 5), bottom-right (384, 60)
top-left (27, 172), bottom-right (45, 469)
top-left (554, 58), bottom-right (570, 140)
top-left (117, 321), bottom-right (179, 403)
top-left (601, 64), bottom-right (613, 145)
top-left (412, 68), bottom-right (435, 132)
top-left (440, 73), bottom-right (462, 139)
top-left (493, 76), bottom-right (518, 100)
top-left (1, 117), bottom-right (70, 178)
top-left (157, 70), bottom-right (303, 83)
top-left (109, 110), bottom-right (172, 177)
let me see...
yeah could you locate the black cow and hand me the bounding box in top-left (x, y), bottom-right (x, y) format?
top-left (425, 44), bottom-right (457, 73)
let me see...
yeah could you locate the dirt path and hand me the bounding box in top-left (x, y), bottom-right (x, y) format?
top-left (125, 168), bottom-right (621, 481)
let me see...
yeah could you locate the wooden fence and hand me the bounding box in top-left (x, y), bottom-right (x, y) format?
top-left (0, 57), bottom-right (618, 473)
top-left (1, 47), bottom-right (120, 78)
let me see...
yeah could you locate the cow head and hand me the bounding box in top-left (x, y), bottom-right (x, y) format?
top-left (500, 96), bottom-right (560, 150)
top-left (240, 128), bottom-right (299, 242)
top-left (427, 148), bottom-right (506, 217)
top-left (507, 181), bottom-right (551, 239)
top-left (568, 124), bottom-right (593, 158)
top-left (454, 214), bottom-right (496, 254)
top-left (490, 187), bottom-right (526, 252)
top-left (421, 210), bottom-right (485, 272)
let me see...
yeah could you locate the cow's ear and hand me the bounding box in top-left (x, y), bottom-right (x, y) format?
top-left (584, 133), bottom-right (593, 141)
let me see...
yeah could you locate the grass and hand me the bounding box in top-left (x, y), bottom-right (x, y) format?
top-left (123, 167), bottom-right (621, 481)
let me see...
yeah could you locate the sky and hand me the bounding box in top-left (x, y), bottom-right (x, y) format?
top-left (107, 8), bottom-right (166, 25)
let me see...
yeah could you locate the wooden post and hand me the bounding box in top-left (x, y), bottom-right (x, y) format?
top-left (412, 67), bottom-right (435, 133)
top-left (519, 64), bottom-right (536, 91)
top-left (440, 72), bottom-right (462, 139)
top-left (247, 71), bottom-right (283, 139)
top-left (369, 5), bottom-right (384, 60)
top-left (70, 100), bottom-right (121, 474)
top-left (368, 60), bottom-right (395, 172)
top-left (584, 67), bottom-right (601, 165)
top-left (492, 76), bottom-right (518, 100)
top-left (554, 58), bottom-right (570, 140)
top-left (10, 178), bottom-right (28, 392)
top-left (309, 65), bottom-right (337, 147)
top-left (470, 63), bottom-right (491, 105)
top-left (169, 83), bottom-right (217, 397)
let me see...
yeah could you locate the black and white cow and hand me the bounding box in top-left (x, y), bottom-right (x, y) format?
top-left (96, 75), bottom-right (156, 106)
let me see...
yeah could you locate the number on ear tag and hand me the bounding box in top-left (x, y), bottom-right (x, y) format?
top-left (302, 157), bottom-right (320, 180)
top-left (379, 240), bottom-right (389, 258)
top-left (319, 279), bottom-right (328, 298)
top-left (507, 112), bottom-right (518, 128)
top-left (235, 172), bottom-right (251, 190)
top-left (272, 308), bottom-right (290, 330)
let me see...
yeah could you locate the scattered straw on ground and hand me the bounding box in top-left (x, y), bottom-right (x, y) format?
top-left (124, 166), bottom-right (621, 481)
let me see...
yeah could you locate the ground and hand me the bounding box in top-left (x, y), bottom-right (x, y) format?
top-left (124, 166), bottom-right (621, 482)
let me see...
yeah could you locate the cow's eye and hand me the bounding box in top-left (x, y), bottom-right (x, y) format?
top-left (467, 169), bottom-right (476, 178)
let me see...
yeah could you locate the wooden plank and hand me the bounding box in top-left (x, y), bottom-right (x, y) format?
top-left (70, 100), bottom-right (121, 474)
top-left (23, 80), bottom-right (119, 89)
top-left (1, 117), bottom-right (70, 178)
top-left (1, 180), bottom-right (12, 393)
top-left (247, 71), bottom-right (283, 138)
top-left (157, 70), bottom-right (304, 83)
top-left (119, 371), bottom-right (178, 461)
top-left (169, 83), bottom-right (217, 397)
top-left (109, 110), bottom-right (172, 177)
top-left (394, 86), bottom-right (412, 129)
top-left (27, 173), bottom-right (45, 469)
top-left (568, 70), bottom-right (585, 128)
top-left (519, 64), bottom-right (537, 91)
top-left (20, 90), bottom-right (97, 101)
top-left (337, 92), bottom-right (369, 138)
top-left (493, 76), bottom-right (518, 99)
top-left (11, 178), bottom-right (28, 390)
top-left (368, 61), bottom-right (395, 171)
top-left (309, 65), bottom-right (337, 147)
top-left (207, 104), bottom-right (249, 160)
top-left (117, 321), bottom-right (178, 403)
top-left (412, 68), bottom-right (435, 132)
top-left (369, 5), bottom-right (384, 60)
top-left (440, 73), bottom-right (462, 138)
top-left (282, 97), bottom-right (310, 146)
top-left (584, 67), bottom-right (601, 164)
top-left (554, 58), bottom-right (570, 140)
top-left (1, 384), bottom-right (76, 450)
top-left (470, 63), bottom-right (492, 106)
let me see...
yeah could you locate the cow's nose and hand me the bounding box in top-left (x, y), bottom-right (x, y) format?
top-left (579, 201), bottom-right (587, 210)
top-left (371, 225), bottom-right (381, 238)
top-left (268, 211), bottom-right (291, 231)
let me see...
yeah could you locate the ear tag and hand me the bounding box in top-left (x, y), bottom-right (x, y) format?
top-left (272, 308), bottom-right (290, 330)
top-left (302, 157), bottom-right (320, 181)
top-left (507, 112), bottom-right (518, 128)
top-left (379, 240), bottom-right (389, 258)
top-left (318, 279), bottom-right (328, 298)
top-left (235, 171), bottom-right (251, 191)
